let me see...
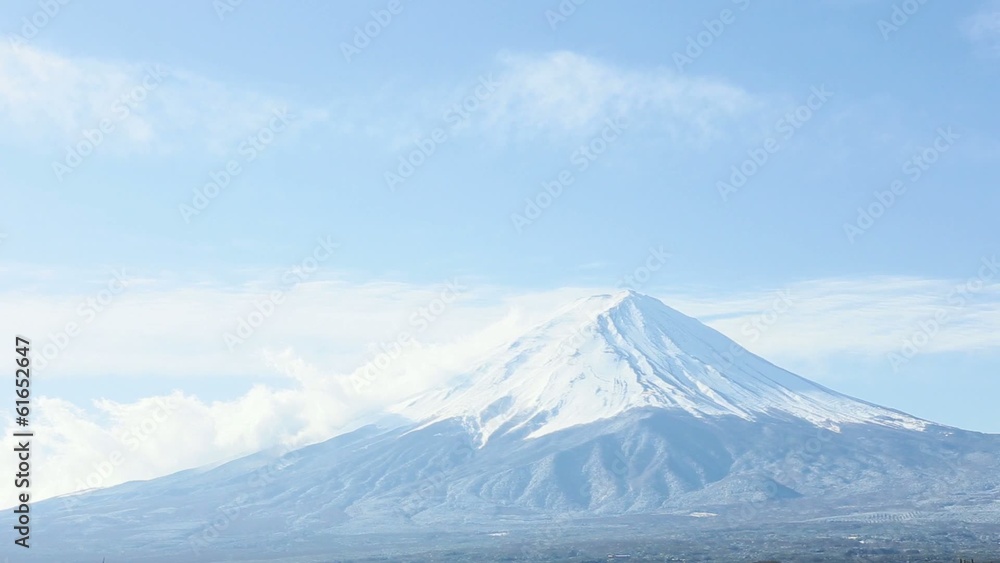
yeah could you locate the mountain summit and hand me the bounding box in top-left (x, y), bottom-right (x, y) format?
top-left (393, 290), bottom-right (925, 443)
top-left (28, 291), bottom-right (1000, 563)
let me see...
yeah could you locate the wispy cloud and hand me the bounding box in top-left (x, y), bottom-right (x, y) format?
top-left (4, 272), bottom-right (1000, 506)
top-left (671, 275), bottom-right (1000, 365)
top-left (376, 50), bottom-right (761, 152)
top-left (964, 3), bottom-right (1000, 56)
top-left (479, 50), bottom-right (758, 143)
top-left (0, 42), bottom-right (327, 155)
top-left (4, 271), bottom-right (1000, 382)
top-left (0, 277), bottom-right (577, 507)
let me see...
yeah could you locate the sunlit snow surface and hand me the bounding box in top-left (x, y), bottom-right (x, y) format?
top-left (24, 291), bottom-right (1000, 563)
top-left (394, 290), bottom-right (926, 443)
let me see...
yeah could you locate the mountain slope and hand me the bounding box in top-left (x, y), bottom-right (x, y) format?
top-left (25, 291), bottom-right (1000, 562)
top-left (393, 290), bottom-right (925, 443)
top-left (31, 410), bottom-right (1000, 562)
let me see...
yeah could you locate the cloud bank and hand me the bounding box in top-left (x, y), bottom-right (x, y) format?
top-left (3, 273), bottom-right (1000, 506)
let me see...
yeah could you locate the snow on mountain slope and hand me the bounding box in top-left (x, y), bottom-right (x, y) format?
top-left (23, 290), bottom-right (1000, 563)
top-left (392, 290), bottom-right (926, 443)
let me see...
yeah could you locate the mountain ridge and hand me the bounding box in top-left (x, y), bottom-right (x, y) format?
top-left (24, 290), bottom-right (1000, 562)
top-left (391, 290), bottom-right (927, 444)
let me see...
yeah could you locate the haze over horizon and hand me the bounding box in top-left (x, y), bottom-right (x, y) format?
top-left (2, 0), bottom-right (1000, 514)
top-left (16, 287), bottom-right (1000, 562)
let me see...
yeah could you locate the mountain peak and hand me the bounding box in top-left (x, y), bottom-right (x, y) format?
top-left (606, 287), bottom-right (645, 303)
top-left (569, 288), bottom-right (659, 311)
top-left (546, 289), bottom-right (691, 343)
top-left (393, 292), bottom-right (927, 444)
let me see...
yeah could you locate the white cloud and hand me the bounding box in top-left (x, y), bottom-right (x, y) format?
top-left (0, 42), bottom-right (327, 155)
top-left (380, 50), bottom-right (760, 151)
top-left (0, 277), bottom-right (581, 506)
top-left (3, 273), bottom-right (1000, 506)
top-left (965, 4), bottom-right (1000, 56)
top-left (0, 274), bottom-right (548, 381)
top-left (479, 50), bottom-right (757, 143)
top-left (669, 275), bottom-right (1000, 366)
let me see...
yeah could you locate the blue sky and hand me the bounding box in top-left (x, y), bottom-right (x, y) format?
top-left (2, 0), bottom-right (1000, 502)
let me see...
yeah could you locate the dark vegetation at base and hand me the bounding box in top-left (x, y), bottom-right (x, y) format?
top-left (335, 522), bottom-right (1000, 563)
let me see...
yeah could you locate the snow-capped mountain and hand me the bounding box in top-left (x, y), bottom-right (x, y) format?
top-left (393, 290), bottom-right (926, 442)
top-left (26, 291), bottom-right (1000, 562)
